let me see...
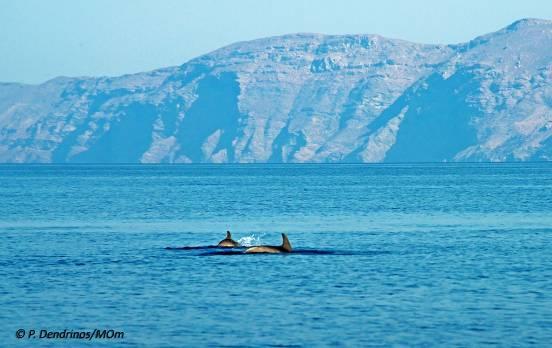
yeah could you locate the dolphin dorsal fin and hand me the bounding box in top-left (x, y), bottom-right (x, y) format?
top-left (281, 233), bottom-right (292, 252)
top-left (226, 231), bottom-right (232, 239)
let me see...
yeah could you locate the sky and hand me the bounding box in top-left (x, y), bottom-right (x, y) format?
top-left (1, 0), bottom-right (551, 84)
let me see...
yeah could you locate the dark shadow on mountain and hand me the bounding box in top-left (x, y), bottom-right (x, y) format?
top-left (383, 69), bottom-right (481, 162)
top-left (269, 126), bottom-right (307, 163)
top-left (338, 78), bottom-right (372, 130)
top-left (177, 73), bottom-right (241, 162)
top-left (52, 119), bottom-right (88, 162)
top-left (70, 102), bottom-right (157, 163)
top-left (269, 126), bottom-right (290, 162)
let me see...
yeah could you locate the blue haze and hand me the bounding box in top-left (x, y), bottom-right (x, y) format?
top-left (1, 164), bottom-right (551, 346)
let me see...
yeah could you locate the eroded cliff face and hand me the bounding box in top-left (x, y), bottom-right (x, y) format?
top-left (1, 19), bottom-right (551, 163)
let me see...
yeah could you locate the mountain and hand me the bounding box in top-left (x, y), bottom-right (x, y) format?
top-left (1, 18), bottom-right (551, 163)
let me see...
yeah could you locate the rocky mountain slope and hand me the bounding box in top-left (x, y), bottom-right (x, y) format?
top-left (0, 18), bottom-right (551, 163)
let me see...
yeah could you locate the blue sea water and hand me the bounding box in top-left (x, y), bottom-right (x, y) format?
top-left (1, 163), bottom-right (551, 347)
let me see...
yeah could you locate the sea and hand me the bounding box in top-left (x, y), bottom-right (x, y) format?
top-left (1, 163), bottom-right (551, 347)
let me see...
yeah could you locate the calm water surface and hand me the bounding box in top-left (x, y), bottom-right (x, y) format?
top-left (1, 164), bottom-right (551, 347)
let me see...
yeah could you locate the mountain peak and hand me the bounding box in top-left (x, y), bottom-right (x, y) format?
top-left (505, 18), bottom-right (552, 31)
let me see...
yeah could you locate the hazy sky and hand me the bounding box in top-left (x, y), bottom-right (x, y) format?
top-left (1, 0), bottom-right (551, 84)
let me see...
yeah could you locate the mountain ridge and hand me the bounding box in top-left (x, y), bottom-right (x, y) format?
top-left (0, 18), bottom-right (551, 163)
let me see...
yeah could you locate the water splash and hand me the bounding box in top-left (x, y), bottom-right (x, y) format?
top-left (238, 233), bottom-right (265, 247)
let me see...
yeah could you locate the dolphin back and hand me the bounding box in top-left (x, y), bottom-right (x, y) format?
top-left (281, 233), bottom-right (292, 252)
top-left (244, 246), bottom-right (282, 253)
top-left (218, 231), bottom-right (238, 247)
top-left (244, 234), bottom-right (292, 253)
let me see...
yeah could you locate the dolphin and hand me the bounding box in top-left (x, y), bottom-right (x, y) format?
top-left (244, 233), bottom-right (292, 253)
top-left (217, 231), bottom-right (240, 248)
